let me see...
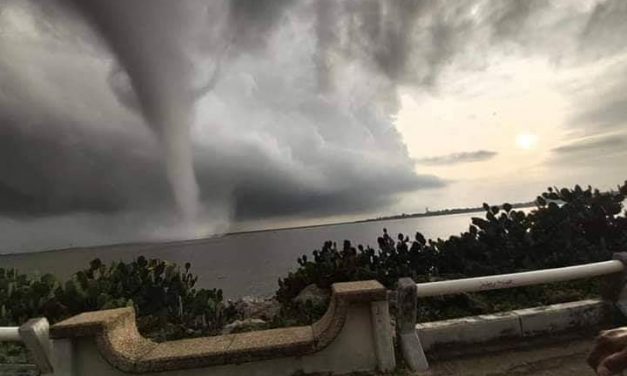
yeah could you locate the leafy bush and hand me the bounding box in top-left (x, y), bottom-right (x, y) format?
top-left (0, 268), bottom-right (58, 326)
top-left (276, 230), bottom-right (436, 306)
top-left (277, 182), bottom-right (627, 321)
top-left (0, 257), bottom-right (234, 341)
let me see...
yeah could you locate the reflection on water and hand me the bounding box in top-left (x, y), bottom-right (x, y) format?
top-left (0, 213), bottom-right (477, 298)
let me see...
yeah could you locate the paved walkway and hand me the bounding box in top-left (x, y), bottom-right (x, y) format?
top-left (413, 332), bottom-right (599, 375)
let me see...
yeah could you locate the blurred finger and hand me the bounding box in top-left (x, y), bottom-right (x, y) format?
top-left (598, 348), bottom-right (627, 376)
top-left (590, 328), bottom-right (627, 370)
top-left (590, 335), bottom-right (626, 369)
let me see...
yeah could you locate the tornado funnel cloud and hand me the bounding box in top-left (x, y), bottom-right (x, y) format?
top-left (69, 0), bottom-right (204, 223)
top-left (159, 109), bottom-right (200, 222)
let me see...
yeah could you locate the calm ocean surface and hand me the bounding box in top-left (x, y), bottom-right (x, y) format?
top-left (0, 212), bottom-right (477, 298)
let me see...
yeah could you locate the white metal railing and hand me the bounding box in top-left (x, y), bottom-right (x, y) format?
top-left (397, 257), bottom-right (627, 372)
top-left (0, 318), bottom-right (53, 374)
top-left (416, 259), bottom-right (625, 297)
top-left (0, 326), bottom-right (21, 342)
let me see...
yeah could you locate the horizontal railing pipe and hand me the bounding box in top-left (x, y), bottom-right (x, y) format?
top-left (0, 327), bottom-right (21, 342)
top-left (416, 260), bottom-right (625, 298)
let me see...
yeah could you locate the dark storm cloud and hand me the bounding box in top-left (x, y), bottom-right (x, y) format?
top-left (556, 1), bottom-right (627, 151)
top-left (0, 114), bottom-right (171, 217)
top-left (2, 0), bottom-right (627, 250)
top-left (415, 151), bottom-right (498, 166)
top-left (489, 0), bottom-right (549, 42)
top-left (552, 133), bottom-right (627, 155)
top-left (309, 0), bottom-right (569, 93)
top-left (581, 0), bottom-right (627, 57)
top-left (313, 1), bottom-right (466, 89)
top-left (227, 0), bottom-right (292, 51)
top-left (0, 2), bottom-right (172, 218)
top-left (233, 176), bottom-right (442, 219)
top-left (574, 97), bottom-right (627, 130)
top-left (0, 0), bottom-right (449, 229)
top-left (568, 0), bottom-right (627, 135)
top-left (569, 64), bottom-right (627, 133)
top-left (230, 168), bottom-right (443, 219)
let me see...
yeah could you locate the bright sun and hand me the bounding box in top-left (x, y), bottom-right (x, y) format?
top-left (516, 133), bottom-right (538, 150)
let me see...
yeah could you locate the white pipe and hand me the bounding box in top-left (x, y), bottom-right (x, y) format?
top-left (0, 327), bottom-right (21, 342)
top-left (416, 260), bottom-right (624, 298)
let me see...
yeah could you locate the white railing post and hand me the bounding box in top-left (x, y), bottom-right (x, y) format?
top-left (608, 252), bottom-right (627, 316)
top-left (19, 318), bottom-right (54, 374)
top-left (396, 277), bottom-right (428, 371)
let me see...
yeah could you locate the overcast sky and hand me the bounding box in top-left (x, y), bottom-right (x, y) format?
top-left (0, 0), bottom-right (626, 252)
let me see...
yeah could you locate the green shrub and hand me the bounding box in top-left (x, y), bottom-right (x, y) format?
top-left (276, 230), bottom-right (436, 307)
top-left (0, 268), bottom-right (62, 326)
top-left (268, 299), bottom-right (330, 328)
top-left (277, 182), bottom-right (627, 320)
top-left (0, 257), bottom-right (235, 341)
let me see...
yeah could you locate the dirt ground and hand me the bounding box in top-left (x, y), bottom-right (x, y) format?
top-left (396, 331), bottom-right (602, 376)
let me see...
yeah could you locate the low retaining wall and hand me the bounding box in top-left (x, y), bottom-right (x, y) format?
top-left (417, 299), bottom-right (608, 351)
top-left (49, 280), bottom-right (395, 376)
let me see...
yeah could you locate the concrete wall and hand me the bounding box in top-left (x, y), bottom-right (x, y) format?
top-left (49, 280), bottom-right (395, 376)
top-left (70, 338), bottom-right (303, 376)
top-left (61, 305), bottom-right (378, 376)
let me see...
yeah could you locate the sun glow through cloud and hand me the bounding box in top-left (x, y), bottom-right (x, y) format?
top-left (516, 133), bottom-right (538, 150)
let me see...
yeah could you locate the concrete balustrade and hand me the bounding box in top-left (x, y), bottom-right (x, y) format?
top-left (5, 256), bottom-right (627, 375)
top-left (48, 280), bottom-right (395, 376)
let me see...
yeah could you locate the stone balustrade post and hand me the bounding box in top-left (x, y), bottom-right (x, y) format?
top-left (396, 277), bottom-right (429, 371)
top-left (605, 252), bottom-right (627, 316)
top-left (19, 318), bottom-right (54, 375)
top-left (370, 300), bottom-right (396, 372)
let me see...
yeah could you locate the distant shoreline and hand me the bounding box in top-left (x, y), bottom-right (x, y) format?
top-left (353, 201), bottom-right (536, 224)
top-left (0, 201), bottom-right (536, 256)
top-left (225, 201), bottom-right (536, 236)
